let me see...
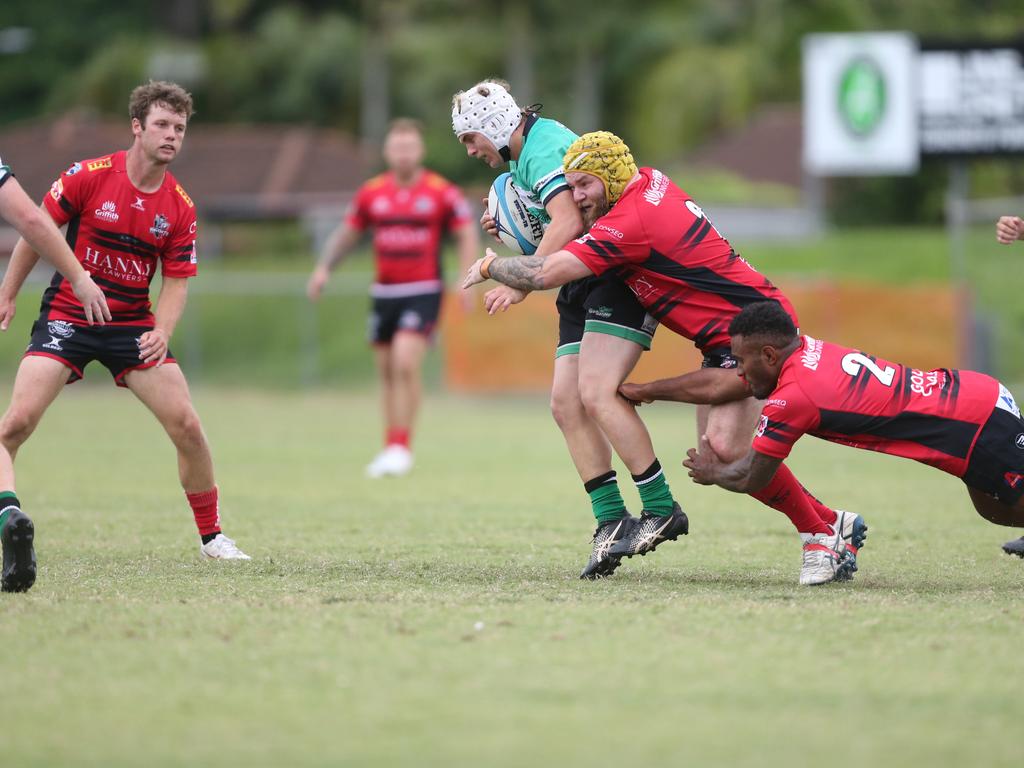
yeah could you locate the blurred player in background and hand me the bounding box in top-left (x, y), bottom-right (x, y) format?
top-left (465, 131), bottom-right (861, 586)
top-left (307, 119), bottom-right (478, 478)
top-left (685, 300), bottom-right (1024, 560)
top-left (0, 80), bottom-right (250, 562)
top-left (0, 156), bottom-right (111, 591)
top-left (452, 81), bottom-right (686, 579)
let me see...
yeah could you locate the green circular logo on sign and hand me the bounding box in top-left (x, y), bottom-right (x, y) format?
top-left (838, 56), bottom-right (886, 137)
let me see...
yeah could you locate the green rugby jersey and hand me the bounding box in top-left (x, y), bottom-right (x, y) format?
top-left (509, 116), bottom-right (577, 223)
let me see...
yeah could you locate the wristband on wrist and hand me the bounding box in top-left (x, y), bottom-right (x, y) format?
top-left (480, 253), bottom-right (497, 279)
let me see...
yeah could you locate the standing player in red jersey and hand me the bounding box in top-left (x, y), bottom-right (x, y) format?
top-left (684, 300), bottom-right (1024, 559)
top-left (0, 81), bottom-right (250, 561)
top-left (307, 119), bottom-right (478, 478)
top-left (0, 155), bottom-right (111, 591)
top-left (464, 131), bottom-right (859, 585)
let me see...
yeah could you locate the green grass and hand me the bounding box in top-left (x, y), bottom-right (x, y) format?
top-left (1, 387), bottom-right (1022, 767)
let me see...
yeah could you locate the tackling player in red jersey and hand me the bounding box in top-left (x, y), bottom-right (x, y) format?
top-left (464, 131), bottom-right (858, 585)
top-left (0, 155), bottom-right (111, 591)
top-left (307, 119), bottom-right (478, 478)
top-left (684, 300), bottom-right (1024, 557)
top-left (0, 81), bottom-right (250, 561)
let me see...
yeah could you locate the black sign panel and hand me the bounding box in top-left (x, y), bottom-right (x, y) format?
top-left (920, 41), bottom-right (1024, 156)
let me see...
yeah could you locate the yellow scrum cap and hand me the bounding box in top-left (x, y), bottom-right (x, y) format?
top-left (562, 131), bottom-right (637, 204)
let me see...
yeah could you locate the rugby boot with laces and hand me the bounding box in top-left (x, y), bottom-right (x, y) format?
top-left (1, 509), bottom-right (36, 593)
top-left (829, 509), bottom-right (868, 581)
top-left (607, 502), bottom-right (688, 559)
top-left (580, 514), bottom-right (636, 580)
top-left (799, 530), bottom-right (854, 586)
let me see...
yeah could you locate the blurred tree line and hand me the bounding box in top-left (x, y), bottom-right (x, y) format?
top-left (3, 0), bottom-right (1024, 222)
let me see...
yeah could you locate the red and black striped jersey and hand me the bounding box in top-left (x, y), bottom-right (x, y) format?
top-left (345, 170), bottom-right (471, 291)
top-left (41, 150), bottom-right (197, 326)
top-left (752, 335), bottom-right (999, 478)
top-left (563, 167), bottom-right (797, 354)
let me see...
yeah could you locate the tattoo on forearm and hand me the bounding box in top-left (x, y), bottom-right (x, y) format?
top-left (489, 256), bottom-right (547, 290)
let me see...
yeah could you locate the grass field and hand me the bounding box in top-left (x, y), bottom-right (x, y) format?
top-left (1, 386), bottom-right (1022, 767)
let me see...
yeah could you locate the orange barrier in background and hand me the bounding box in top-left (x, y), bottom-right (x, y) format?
top-left (442, 280), bottom-right (965, 393)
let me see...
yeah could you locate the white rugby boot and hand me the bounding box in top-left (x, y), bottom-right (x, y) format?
top-left (201, 533), bottom-right (251, 560)
top-left (799, 531), bottom-right (850, 586)
top-left (365, 445), bottom-right (414, 478)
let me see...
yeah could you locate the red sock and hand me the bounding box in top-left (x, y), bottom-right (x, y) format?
top-left (386, 427), bottom-right (410, 449)
top-left (750, 464), bottom-right (831, 535)
top-left (799, 483), bottom-right (837, 526)
top-left (186, 487), bottom-right (221, 537)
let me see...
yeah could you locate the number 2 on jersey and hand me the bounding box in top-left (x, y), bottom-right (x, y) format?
top-left (841, 352), bottom-right (896, 386)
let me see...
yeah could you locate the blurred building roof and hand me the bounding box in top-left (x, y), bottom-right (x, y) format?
top-left (0, 112), bottom-right (374, 218)
top-left (688, 104), bottom-right (803, 188)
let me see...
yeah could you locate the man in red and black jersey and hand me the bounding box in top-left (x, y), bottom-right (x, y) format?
top-left (684, 300), bottom-right (1024, 560)
top-left (0, 81), bottom-right (249, 561)
top-left (307, 119), bottom-right (478, 478)
top-left (464, 131), bottom-right (857, 585)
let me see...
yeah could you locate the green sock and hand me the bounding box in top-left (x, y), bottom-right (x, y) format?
top-left (633, 460), bottom-right (674, 516)
top-left (0, 490), bottom-right (19, 529)
top-left (584, 471), bottom-right (627, 524)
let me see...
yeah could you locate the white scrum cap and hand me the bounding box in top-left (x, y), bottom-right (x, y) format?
top-left (451, 80), bottom-right (521, 161)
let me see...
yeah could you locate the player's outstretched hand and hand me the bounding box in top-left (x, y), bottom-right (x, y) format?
top-left (683, 436), bottom-right (719, 485)
top-left (138, 327), bottom-right (169, 366)
top-left (306, 266), bottom-right (329, 302)
top-left (71, 273), bottom-right (111, 326)
top-left (996, 216), bottom-right (1024, 244)
top-left (618, 382), bottom-right (652, 406)
top-left (483, 285), bottom-right (527, 314)
top-left (463, 247), bottom-right (496, 289)
top-left (479, 197), bottom-right (500, 242)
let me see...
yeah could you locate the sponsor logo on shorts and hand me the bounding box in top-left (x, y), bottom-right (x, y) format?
top-left (997, 384), bottom-right (1021, 418)
top-left (1015, 433), bottom-right (1024, 450)
top-left (150, 213), bottom-right (170, 239)
top-left (65, 162), bottom-right (82, 176)
top-left (589, 305), bottom-right (613, 319)
top-left (399, 310), bottom-right (422, 331)
top-left (1004, 471), bottom-right (1024, 489)
top-left (95, 201), bottom-right (119, 222)
top-left (42, 320), bottom-right (75, 351)
top-left (641, 314), bottom-right (658, 336)
top-left (718, 355), bottom-right (738, 370)
top-left (87, 157), bottom-right (113, 172)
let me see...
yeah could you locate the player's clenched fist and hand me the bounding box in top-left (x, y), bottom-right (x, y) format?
top-left (995, 215), bottom-right (1024, 244)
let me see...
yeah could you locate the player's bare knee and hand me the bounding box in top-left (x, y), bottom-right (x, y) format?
top-left (578, 378), bottom-right (616, 421)
top-left (167, 409), bottom-right (206, 449)
top-left (704, 430), bottom-right (747, 463)
top-left (0, 408), bottom-right (39, 449)
top-left (550, 390), bottom-right (585, 431)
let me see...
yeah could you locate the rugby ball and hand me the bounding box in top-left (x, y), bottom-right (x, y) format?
top-left (487, 172), bottom-right (544, 255)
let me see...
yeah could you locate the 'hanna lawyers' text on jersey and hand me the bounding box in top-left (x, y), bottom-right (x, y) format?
top-left (563, 167), bottom-right (797, 353)
top-left (41, 151), bottom-right (197, 327)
